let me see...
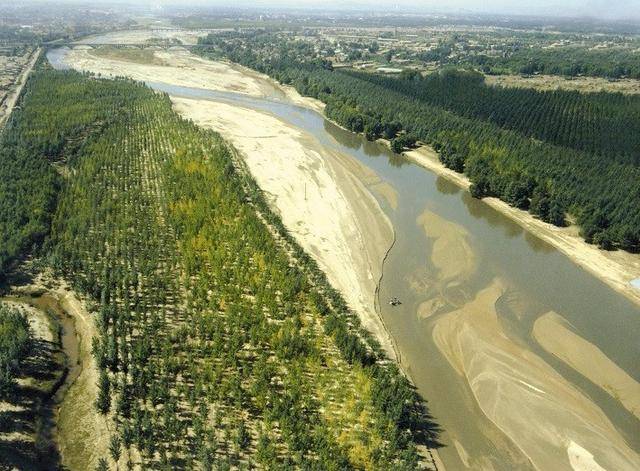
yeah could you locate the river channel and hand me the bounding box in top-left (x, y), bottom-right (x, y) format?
top-left (47, 47), bottom-right (640, 470)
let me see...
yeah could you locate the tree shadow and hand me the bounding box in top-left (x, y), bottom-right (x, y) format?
top-left (0, 318), bottom-right (64, 470)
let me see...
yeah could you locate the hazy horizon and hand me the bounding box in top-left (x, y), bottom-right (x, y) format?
top-left (9, 0), bottom-right (640, 22)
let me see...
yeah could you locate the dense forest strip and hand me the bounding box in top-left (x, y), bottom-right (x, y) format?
top-left (0, 60), bottom-right (148, 279)
top-left (195, 33), bottom-right (640, 252)
top-left (36, 66), bottom-right (438, 469)
top-left (348, 68), bottom-right (640, 166)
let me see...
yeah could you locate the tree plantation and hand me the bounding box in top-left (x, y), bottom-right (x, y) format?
top-left (196, 32), bottom-right (640, 252)
top-left (0, 306), bottom-right (31, 396)
top-left (1, 63), bottom-right (437, 469)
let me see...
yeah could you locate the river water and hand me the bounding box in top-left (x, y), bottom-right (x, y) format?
top-left (47, 47), bottom-right (640, 470)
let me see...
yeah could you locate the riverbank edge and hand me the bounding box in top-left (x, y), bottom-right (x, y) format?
top-left (402, 146), bottom-right (640, 309)
top-left (285, 81), bottom-right (640, 309)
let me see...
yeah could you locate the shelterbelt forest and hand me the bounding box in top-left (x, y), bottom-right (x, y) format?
top-left (1, 1), bottom-right (639, 470)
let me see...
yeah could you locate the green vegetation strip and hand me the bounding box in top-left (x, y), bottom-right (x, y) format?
top-left (0, 305), bottom-right (31, 397)
top-left (196, 32), bottom-right (640, 252)
top-left (0, 63), bottom-right (437, 469)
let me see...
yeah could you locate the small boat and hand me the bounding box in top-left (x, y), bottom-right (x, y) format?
top-left (389, 297), bottom-right (402, 306)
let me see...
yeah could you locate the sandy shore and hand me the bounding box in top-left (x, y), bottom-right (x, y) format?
top-left (65, 47), bottom-right (327, 114)
top-left (432, 278), bottom-right (640, 471)
top-left (405, 147), bottom-right (640, 308)
top-left (171, 96), bottom-right (397, 360)
top-left (533, 311), bottom-right (640, 421)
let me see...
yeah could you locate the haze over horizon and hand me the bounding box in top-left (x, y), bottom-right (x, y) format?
top-left (11, 0), bottom-right (640, 22)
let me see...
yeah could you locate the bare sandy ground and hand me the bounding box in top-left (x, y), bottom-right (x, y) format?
top-left (172, 97), bottom-right (397, 360)
top-left (64, 47), bottom-right (326, 114)
top-left (432, 278), bottom-right (640, 471)
top-left (533, 311), bottom-right (640, 421)
top-left (76, 29), bottom-right (210, 46)
top-left (406, 147), bottom-right (640, 308)
top-left (65, 47), bottom-right (282, 98)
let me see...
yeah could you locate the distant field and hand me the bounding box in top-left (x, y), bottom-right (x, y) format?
top-left (89, 46), bottom-right (165, 65)
top-left (486, 74), bottom-right (640, 95)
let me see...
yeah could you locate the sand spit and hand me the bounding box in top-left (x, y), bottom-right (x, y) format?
top-left (66, 47), bottom-right (326, 113)
top-left (533, 311), bottom-right (640, 420)
top-left (172, 97), bottom-right (397, 360)
top-left (406, 147), bottom-right (640, 308)
top-left (432, 278), bottom-right (640, 471)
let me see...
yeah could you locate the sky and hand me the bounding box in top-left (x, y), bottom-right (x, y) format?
top-left (16, 0), bottom-right (640, 21)
top-left (154, 0), bottom-right (640, 21)
top-left (272, 0), bottom-right (639, 19)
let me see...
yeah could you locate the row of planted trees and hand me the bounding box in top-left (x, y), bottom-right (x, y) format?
top-left (38, 66), bottom-right (437, 469)
top-left (195, 32), bottom-right (640, 252)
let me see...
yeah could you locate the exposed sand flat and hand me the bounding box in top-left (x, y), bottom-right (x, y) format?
top-left (533, 311), bottom-right (640, 420)
top-left (171, 97), bottom-right (397, 360)
top-left (432, 278), bottom-right (640, 471)
top-left (406, 147), bottom-right (640, 308)
top-left (417, 209), bottom-right (476, 283)
top-left (65, 48), bottom-right (283, 98)
top-left (64, 47), bottom-right (326, 114)
top-left (76, 29), bottom-right (210, 46)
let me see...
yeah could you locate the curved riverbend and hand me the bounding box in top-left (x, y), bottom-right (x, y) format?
top-left (47, 47), bottom-right (640, 471)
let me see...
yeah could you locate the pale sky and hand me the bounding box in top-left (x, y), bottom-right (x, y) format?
top-left (15, 0), bottom-right (640, 21)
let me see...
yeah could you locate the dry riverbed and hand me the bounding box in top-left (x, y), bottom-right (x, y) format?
top-left (1, 269), bottom-right (110, 470)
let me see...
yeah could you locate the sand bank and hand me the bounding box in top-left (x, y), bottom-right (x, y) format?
top-left (432, 278), bottom-right (640, 471)
top-left (533, 311), bottom-right (640, 420)
top-left (406, 147), bottom-right (640, 309)
top-left (76, 28), bottom-right (210, 46)
top-left (171, 97), bottom-right (397, 360)
top-left (64, 47), bottom-right (326, 114)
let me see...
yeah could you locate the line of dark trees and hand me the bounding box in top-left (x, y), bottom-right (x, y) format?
top-left (474, 46), bottom-right (640, 80)
top-left (197, 33), bottom-right (640, 252)
top-left (353, 68), bottom-right (640, 166)
top-left (0, 306), bottom-right (31, 397)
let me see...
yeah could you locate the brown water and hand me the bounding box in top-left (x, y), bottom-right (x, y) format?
top-left (47, 47), bottom-right (640, 470)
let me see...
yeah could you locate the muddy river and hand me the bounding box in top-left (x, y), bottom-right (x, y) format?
top-left (47, 47), bottom-right (640, 470)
